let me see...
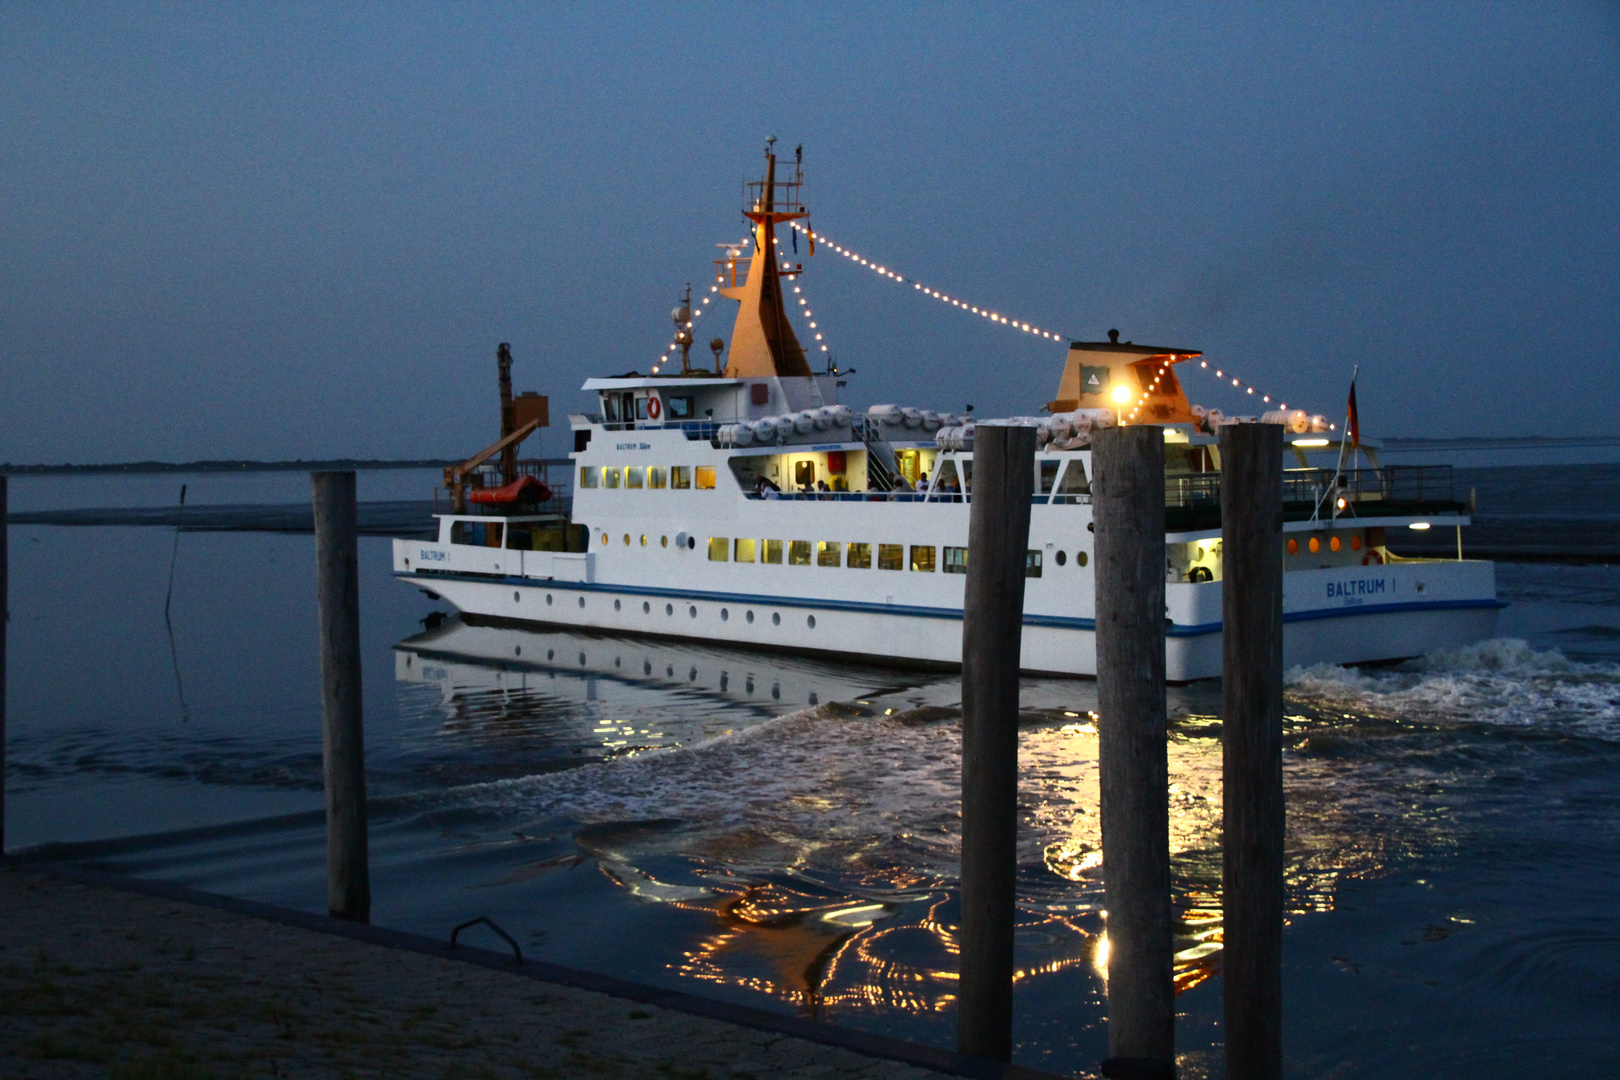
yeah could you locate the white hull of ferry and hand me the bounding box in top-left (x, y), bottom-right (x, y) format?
top-left (394, 539), bottom-right (1500, 682)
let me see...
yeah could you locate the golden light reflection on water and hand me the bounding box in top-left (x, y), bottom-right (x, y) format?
top-left (571, 703), bottom-right (1415, 1013)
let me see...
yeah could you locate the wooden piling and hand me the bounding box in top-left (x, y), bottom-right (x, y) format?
top-left (1091, 426), bottom-right (1174, 1077)
top-left (1, 476), bottom-right (7, 854)
top-left (957, 423), bottom-right (1036, 1062)
top-left (1219, 423), bottom-right (1285, 1080)
top-left (312, 471), bottom-right (370, 922)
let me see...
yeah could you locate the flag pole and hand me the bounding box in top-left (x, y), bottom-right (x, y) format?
top-left (1324, 365), bottom-right (1359, 519)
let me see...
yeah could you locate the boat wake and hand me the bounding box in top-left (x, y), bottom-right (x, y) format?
top-left (1286, 637), bottom-right (1620, 740)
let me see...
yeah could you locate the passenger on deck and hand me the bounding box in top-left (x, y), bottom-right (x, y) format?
top-left (917, 471), bottom-right (930, 493)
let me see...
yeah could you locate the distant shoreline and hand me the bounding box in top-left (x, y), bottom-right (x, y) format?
top-left (1, 459), bottom-right (458, 475)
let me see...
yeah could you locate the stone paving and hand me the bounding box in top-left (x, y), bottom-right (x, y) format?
top-left (0, 866), bottom-right (960, 1080)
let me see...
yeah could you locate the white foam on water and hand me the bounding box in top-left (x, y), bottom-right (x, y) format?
top-left (1287, 637), bottom-right (1620, 739)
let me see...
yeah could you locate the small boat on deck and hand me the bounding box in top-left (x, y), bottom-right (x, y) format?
top-left (391, 144), bottom-right (1500, 680)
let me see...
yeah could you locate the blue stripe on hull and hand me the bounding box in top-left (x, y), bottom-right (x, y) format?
top-left (398, 571), bottom-right (1506, 637)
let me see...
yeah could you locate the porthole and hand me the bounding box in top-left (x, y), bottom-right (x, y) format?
top-left (689, 605), bottom-right (698, 619)
top-left (808, 692), bottom-right (819, 705)
top-left (688, 536), bottom-right (696, 550)
top-left (614, 657), bottom-right (621, 668)
top-left (600, 532), bottom-right (609, 546)
top-left (578, 596), bottom-right (586, 608)
top-left (546, 594), bottom-right (554, 605)
top-left (661, 535), bottom-right (669, 548)
top-left (1330, 535), bottom-right (1342, 552)
top-left (547, 649), bottom-right (554, 660)
top-left (772, 684), bottom-right (781, 700)
top-left (1351, 535), bottom-right (1363, 552)
top-left (666, 603), bottom-right (674, 616)
top-left (514, 645), bottom-right (521, 656)
top-left (1309, 536), bottom-right (1321, 554)
top-left (514, 591), bottom-right (521, 602)
top-left (1055, 550), bottom-right (1067, 567)
top-left (1287, 538), bottom-right (1299, 555)
top-left (1077, 551), bottom-right (1088, 567)
top-left (578, 652), bottom-right (587, 665)
top-left (614, 599), bottom-right (622, 612)
top-left (623, 533), bottom-right (631, 546)
top-left (644, 660), bottom-right (652, 675)
top-left (772, 612), bottom-right (781, 626)
top-left (688, 667), bottom-right (698, 682)
top-left (640, 534), bottom-right (648, 547)
top-left (643, 601), bottom-right (651, 614)
top-left (721, 608), bottom-right (729, 621)
top-left (807, 615), bottom-right (817, 629)
top-left (746, 610), bottom-right (755, 624)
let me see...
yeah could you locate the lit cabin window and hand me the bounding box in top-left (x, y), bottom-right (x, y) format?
top-left (695, 466), bottom-right (717, 490)
top-left (735, 538), bottom-right (757, 563)
top-left (579, 466), bottom-right (599, 488)
top-left (626, 466), bottom-right (644, 489)
top-left (789, 540), bottom-right (812, 566)
top-left (817, 541), bottom-right (842, 567)
top-left (846, 542), bottom-right (872, 569)
top-left (763, 539), bottom-right (784, 564)
top-left (708, 537), bottom-right (729, 561)
top-left (910, 545), bottom-right (936, 572)
top-left (671, 466), bottom-right (691, 489)
top-left (1026, 550), bottom-right (1043, 578)
top-left (878, 544), bottom-right (904, 570)
top-left (603, 467), bottom-right (621, 489)
top-left (648, 466), bottom-right (667, 489)
top-left (944, 546), bottom-right (968, 574)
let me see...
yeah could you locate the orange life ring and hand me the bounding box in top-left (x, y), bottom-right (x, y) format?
top-left (646, 396), bottom-right (662, 420)
top-left (1362, 551), bottom-right (1383, 565)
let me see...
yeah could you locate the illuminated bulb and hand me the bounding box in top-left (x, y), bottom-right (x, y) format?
top-left (1111, 385), bottom-right (1133, 404)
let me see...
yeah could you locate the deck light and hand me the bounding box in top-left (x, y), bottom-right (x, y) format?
top-left (1111, 385), bottom-right (1133, 405)
top-left (1409, 522), bottom-right (1431, 531)
top-left (1295, 438), bottom-right (1329, 447)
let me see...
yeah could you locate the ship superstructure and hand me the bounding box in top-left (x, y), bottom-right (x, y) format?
top-left (391, 145), bottom-right (1500, 681)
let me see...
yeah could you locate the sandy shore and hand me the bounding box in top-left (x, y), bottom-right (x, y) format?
top-left (0, 865), bottom-right (1022, 1080)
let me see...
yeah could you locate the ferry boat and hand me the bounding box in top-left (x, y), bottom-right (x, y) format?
top-left (391, 145), bottom-right (1500, 681)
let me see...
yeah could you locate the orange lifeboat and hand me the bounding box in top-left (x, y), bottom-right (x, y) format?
top-left (469, 475), bottom-right (551, 506)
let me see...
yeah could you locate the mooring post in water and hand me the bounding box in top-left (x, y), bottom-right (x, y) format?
top-left (1092, 426), bottom-right (1175, 1079)
top-left (312, 470), bottom-right (370, 922)
top-left (957, 423), bottom-right (1036, 1062)
top-left (1, 475), bottom-right (8, 855)
top-left (1220, 423), bottom-right (1285, 1080)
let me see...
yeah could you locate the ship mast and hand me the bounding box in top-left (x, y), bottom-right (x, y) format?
top-left (717, 137), bottom-right (812, 378)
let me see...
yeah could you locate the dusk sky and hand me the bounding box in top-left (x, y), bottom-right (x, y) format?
top-left (3, 3), bottom-right (1617, 464)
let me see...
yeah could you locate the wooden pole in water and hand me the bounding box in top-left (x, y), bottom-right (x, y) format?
top-left (313, 471), bottom-right (370, 922)
top-left (1, 476), bottom-right (7, 855)
top-left (1220, 423), bottom-right (1285, 1080)
top-left (957, 423), bottom-right (1036, 1062)
top-left (1091, 426), bottom-right (1175, 1079)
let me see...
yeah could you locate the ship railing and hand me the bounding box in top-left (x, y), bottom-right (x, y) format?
top-left (596, 418), bottom-right (726, 440)
top-left (434, 459), bottom-right (574, 516)
top-left (1163, 465), bottom-right (1462, 531)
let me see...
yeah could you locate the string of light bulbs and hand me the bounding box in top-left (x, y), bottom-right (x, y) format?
top-left (1186, 359), bottom-right (1336, 430)
top-left (788, 222), bottom-right (1066, 343)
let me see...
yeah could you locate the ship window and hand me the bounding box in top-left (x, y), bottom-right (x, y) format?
top-left (846, 542), bottom-right (872, 569)
top-left (795, 461), bottom-right (816, 487)
top-left (763, 539), bottom-right (784, 564)
top-left (648, 466), bottom-right (667, 489)
top-left (1053, 461), bottom-right (1090, 503)
top-left (603, 396), bottom-right (621, 423)
top-left (603, 467), bottom-right (621, 489)
top-left (944, 546), bottom-right (968, 575)
top-left (1026, 550), bottom-right (1043, 578)
top-left (1330, 535), bottom-right (1342, 552)
top-left (626, 466), bottom-right (644, 489)
top-left (667, 395), bottom-right (695, 419)
top-left (671, 466), bottom-right (691, 489)
top-left (1351, 534), bottom-right (1363, 551)
top-left (911, 545), bottom-right (937, 572)
top-left (1077, 550), bottom-right (1088, 567)
top-left (1037, 461), bottom-right (1060, 495)
top-left (878, 544), bottom-right (904, 570)
top-left (789, 540), bottom-right (812, 566)
top-left (579, 466), bottom-right (600, 489)
top-left (1287, 538), bottom-right (1298, 555)
top-left (634, 398), bottom-right (650, 420)
top-left (507, 526), bottom-right (531, 550)
top-left (1055, 550), bottom-right (1067, 566)
top-left (1309, 536), bottom-right (1320, 554)
top-left (735, 538), bottom-right (757, 563)
top-left (817, 541), bottom-right (841, 567)
top-left (695, 466), bottom-right (717, 490)
top-left (708, 537), bottom-right (728, 561)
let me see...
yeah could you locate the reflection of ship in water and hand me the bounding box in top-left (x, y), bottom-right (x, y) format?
top-left (395, 620), bottom-right (1427, 1015)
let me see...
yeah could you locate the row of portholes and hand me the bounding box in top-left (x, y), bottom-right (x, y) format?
top-left (603, 532), bottom-right (698, 550)
top-left (525, 590), bottom-right (816, 629)
top-left (1288, 534), bottom-right (1364, 555)
top-left (1052, 550), bottom-right (1089, 567)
